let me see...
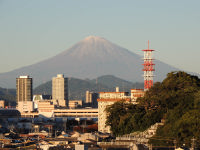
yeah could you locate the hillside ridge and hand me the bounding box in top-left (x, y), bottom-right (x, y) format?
top-left (0, 36), bottom-right (177, 88)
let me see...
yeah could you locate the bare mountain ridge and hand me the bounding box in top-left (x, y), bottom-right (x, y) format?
top-left (0, 36), bottom-right (177, 88)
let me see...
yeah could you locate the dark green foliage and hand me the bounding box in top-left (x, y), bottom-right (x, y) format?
top-left (0, 87), bottom-right (16, 105)
top-left (106, 100), bottom-right (163, 136)
top-left (91, 75), bottom-right (143, 89)
top-left (33, 80), bottom-right (52, 95)
top-left (106, 71), bottom-right (200, 147)
top-left (148, 72), bottom-right (200, 147)
top-left (106, 101), bottom-right (148, 135)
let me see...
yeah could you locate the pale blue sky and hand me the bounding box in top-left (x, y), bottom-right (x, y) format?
top-left (0, 0), bottom-right (200, 73)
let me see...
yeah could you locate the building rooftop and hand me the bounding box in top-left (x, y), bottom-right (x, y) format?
top-left (97, 98), bottom-right (131, 102)
top-left (19, 75), bottom-right (30, 78)
top-left (99, 92), bottom-right (129, 94)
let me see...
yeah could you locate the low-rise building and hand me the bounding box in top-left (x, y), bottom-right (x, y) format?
top-left (53, 108), bottom-right (98, 118)
top-left (33, 94), bottom-right (52, 109)
top-left (51, 99), bottom-right (66, 107)
top-left (38, 101), bottom-right (55, 117)
top-left (130, 89), bottom-right (145, 104)
top-left (98, 87), bottom-right (130, 133)
top-left (20, 107), bottom-right (98, 119)
top-left (98, 98), bottom-right (130, 133)
top-left (0, 100), bottom-right (5, 108)
top-left (98, 87), bottom-right (145, 133)
top-left (17, 101), bottom-right (33, 113)
top-left (99, 90), bottom-right (129, 99)
top-left (69, 100), bottom-right (82, 109)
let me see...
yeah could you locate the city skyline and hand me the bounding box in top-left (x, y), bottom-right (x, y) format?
top-left (0, 0), bottom-right (200, 74)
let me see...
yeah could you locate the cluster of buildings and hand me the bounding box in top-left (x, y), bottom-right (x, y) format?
top-left (16, 74), bottom-right (68, 113)
top-left (0, 73), bottom-right (143, 149)
top-left (16, 74), bottom-right (98, 118)
top-left (98, 88), bottom-right (144, 133)
top-left (14, 42), bottom-right (155, 134)
top-left (14, 73), bottom-right (146, 134)
top-left (0, 42), bottom-right (160, 149)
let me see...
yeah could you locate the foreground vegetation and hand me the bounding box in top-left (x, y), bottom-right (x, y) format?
top-left (106, 71), bottom-right (200, 147)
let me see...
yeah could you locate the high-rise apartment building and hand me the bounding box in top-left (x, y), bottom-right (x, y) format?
top-left (52, 74), bottom-right (68, 107)
top-left (16, 75), bottom-right (33, 112)
top-left (86, 91), bottom-right (92, 103)
top-left (16, 75), bottom-right (32, 102)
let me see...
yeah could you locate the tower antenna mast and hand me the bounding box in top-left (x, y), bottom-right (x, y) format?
top-left (142, 41), bottom-right (155, 91)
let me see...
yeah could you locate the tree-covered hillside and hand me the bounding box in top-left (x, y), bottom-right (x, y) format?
top-left (0, 75), bottom-right (143, 104)
top-left (106, 71), bottom-right (200, 147)
top-left (0, 87), bottom-right (16, 105)
top-left (34, 75), bottom-right (143, 100)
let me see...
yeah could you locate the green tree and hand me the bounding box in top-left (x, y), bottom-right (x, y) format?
top-left (106, 71), bottom-right (200, 147)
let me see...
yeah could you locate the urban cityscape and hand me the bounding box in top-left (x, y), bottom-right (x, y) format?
top-left (0, 46), bottom-right (149, 149)
top-left (1, 39), bottom-right (199, 149)
top-left (0, 1), bottom-right (200, 150)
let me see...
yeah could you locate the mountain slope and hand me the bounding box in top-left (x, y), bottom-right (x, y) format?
top-left (34, 75), bottom-right (143, 100)
top-left (0, 75), bottom-right (143, 103)
top-left (0, 36), bottom-right (177, 88)
top-left (0, 87), bottom-right (16, 105)
top-left (90, 75), bottom-right (142, 89)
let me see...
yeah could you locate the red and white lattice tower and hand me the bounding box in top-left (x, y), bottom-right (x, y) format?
top-left (142, 41), bottom-right (155, 91)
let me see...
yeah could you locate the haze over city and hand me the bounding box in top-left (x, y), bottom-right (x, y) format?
top-left (0, 0), bottom-right (200, 74)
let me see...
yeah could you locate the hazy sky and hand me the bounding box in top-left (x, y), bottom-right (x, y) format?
top-left (0, 0), bottom-right (200, 74)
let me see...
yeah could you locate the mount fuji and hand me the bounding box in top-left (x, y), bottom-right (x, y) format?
top-left (0, 36), bottom-right (177, 88)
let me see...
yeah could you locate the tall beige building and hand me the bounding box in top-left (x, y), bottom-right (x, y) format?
top-left (52, 74), bottom-right (68, 107)
top-left (85, 91), bottom-right (98, 107)
top-left (86, 91), bottom-right (92, 103)
top-left (16, 75), bottom-right (33, 112)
